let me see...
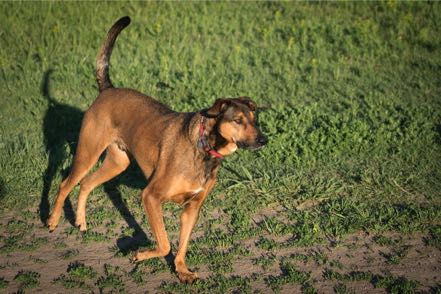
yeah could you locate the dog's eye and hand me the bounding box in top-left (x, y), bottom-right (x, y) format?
top-left (234, 118), bottom-right (242, 124)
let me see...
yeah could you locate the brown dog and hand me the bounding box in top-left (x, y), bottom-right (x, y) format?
top-left (47, 16), bottom-right (267, 283)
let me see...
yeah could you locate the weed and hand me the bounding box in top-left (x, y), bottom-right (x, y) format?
top-left (20, 237), bottom-right (48, 252)
top-left (129, 264), bottom-right (150, 285)
top-left (0, 277), bottom-right (8, 289)
top-left (63, 227), bottom-right (77, 236)
top-left (142, 258), bottom-right (169, 274)
top-left (289, 251), bottom-right (327, 266)
top-left (53, 241), bottom-right (67, 249)
top-left (96, 272), bottom-right (126, 293)
top-left (259, 216), bottom-right (292, 236)
top-left (253, 253), bottom-right (277, 270)
top-left (289, 253), bottom-right (311, 264)
top-left (61, 249), bottom-right (80, 260)
top-left (96, 264), bottom-right (127, 292)
top-left (81, 230), bottom-right (109, 243)
top-left (372, 275), bottom-right (420, 293)
top-left (67, 262), bottom-right (97, 280)
top-left (6, 220), bottom-right (32, 234)
top-left (323, 270), bottom-right (373, 282)
top-left (0, 234), bottom-right (24, 254)
top-left (310, 251), bottom-right (328, 265)
top-left (29, 256), bottom-right (48, 264)
top-left (266, 261), bottom-right (315, 292)
top-left (256, 236), bottom-right (280, 251)
top-left (121, 226), bottom-right (135, 237)
top-left (381, 245), bottom-right (411, 265)
top-left (324, 270), bottom-right (420, 292)
top-left (109, 244), bottom-right (127, 258)
top-left (0, 235), bottom-right (47, 254)
top-left (373, 235), bottom-right (397, 246)
top-left (14, 270), bottom-right (40, 289)
top-left (208, 251), bottom-right (234, 274)
top-left (329, 260), bottom-right (344, 269)
top-left (426, 226), bottom-right (441, 250)
top-left (53, 274), bottom-right (88, 290)
top-left (334, 283), bottom-right (354, 294)
top-left (159, 275), bottom-right (252, 293)
top-left (53, 262), bottom-right (96, 290)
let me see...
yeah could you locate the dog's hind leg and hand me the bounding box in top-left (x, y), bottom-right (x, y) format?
top-left (47, 119), bottom-right (110, 231)
top-left (75, 143), bottom-right (130, 231)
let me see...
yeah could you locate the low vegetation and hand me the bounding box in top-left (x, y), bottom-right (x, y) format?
top-left (0, 1), bottom-right (440, 292)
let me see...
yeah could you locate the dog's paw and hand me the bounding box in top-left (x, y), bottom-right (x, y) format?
top-left (47, 215), bottom-right (59, 232)
top-left (177, 271), bottom-right (198, 284)
top-left (132, 248), bottom-right (169, 262)
top-left (132, 251), bottom-right (147, 263)
top-left (75, 218), bottom-right (87, 232)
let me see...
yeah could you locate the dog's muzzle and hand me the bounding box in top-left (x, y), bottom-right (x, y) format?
top-left (237, 135), bottom-right (268, 150)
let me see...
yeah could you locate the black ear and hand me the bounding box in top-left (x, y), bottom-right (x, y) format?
top-left (206, 98), bottom-right (230, 117)
top-left (238, 96), bottom-right (257, 111)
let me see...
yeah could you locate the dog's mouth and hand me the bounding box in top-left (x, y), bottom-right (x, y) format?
top-left (236, 141), bottom-right (266, 151)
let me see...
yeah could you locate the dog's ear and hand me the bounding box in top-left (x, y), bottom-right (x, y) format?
top-left (206, 98), bottom-right (230, 117)
top-left (238, 96), bottom-right (257, 111)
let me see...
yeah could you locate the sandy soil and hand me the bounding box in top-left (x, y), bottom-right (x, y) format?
top-left (0, 213), bottom-right (440, 293)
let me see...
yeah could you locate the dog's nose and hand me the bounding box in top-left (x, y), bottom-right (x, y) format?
top-left (257, 135), bottom-right (268, 146)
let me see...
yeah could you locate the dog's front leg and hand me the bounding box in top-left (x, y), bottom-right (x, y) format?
top-left (175, 179), bottom-right (216, 283)
top-left (133, 188), bottom-right (171, 262)
top-left (175, 200), bottom-right (203, 283)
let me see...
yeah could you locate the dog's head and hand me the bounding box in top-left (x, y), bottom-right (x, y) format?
top-left (205, 97), bottom-right (267, 151)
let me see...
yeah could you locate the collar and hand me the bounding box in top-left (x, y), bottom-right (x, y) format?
top-left (198, 116), bottom-right (224, 159)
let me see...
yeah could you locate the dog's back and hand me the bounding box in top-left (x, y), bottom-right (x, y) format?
top-left (91, 16), bottom-right (182, 156)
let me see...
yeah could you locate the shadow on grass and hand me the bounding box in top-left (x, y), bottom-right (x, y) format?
top-left (39, 69), bottom-right (155, 255)
top-left (39, 69), bottom-right (81, 227)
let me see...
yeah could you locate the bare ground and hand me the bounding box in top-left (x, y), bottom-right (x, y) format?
top-left (0, 212), bottom-right (440, 293)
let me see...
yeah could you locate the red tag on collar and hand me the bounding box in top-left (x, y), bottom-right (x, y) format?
top-left (208, 149), bottom-right (224, 159)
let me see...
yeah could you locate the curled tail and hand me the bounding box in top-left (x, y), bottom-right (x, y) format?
top-left (96, 16), bottom-right (131, 92)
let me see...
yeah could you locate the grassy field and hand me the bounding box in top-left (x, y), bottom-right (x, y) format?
top-left (0, 1), bottom-right (440, 293)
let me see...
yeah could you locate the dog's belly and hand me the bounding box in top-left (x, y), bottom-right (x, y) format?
top-left (171, 188), bottom-right (203, 205)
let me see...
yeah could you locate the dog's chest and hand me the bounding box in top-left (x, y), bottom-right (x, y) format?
top-left (168, 160), bottom-right (219, 205)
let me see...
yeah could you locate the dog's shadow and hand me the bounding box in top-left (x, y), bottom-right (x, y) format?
top-left (39, 69), bottom-right (159, 257)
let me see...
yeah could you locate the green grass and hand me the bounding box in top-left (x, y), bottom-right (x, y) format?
top-left (290, 251), bottom-right (328, 266)
top-left (266, 261), bottom-right (316, 293)
top-left (61, 249), bottom-right (79, 260)
top-left (54, 274), bottom-right (89, 290)
top-left (0, 234), bottom-right (48, 254)
top-left (373, 235), bottom-right (399, 246)
top-left (0, 1), bottom-right (440, 292)
top-left (324, 269), bottom-right (420, 293)
top-left (96, 264), bottom-right (126, 293)
top-left (159, 275), bottom-right (253, 294)
top-left (14, 270), bottom-right (40, 290)
top-left (253, 253), bottom-right (277, 270)
top-left (334, 283), bottom-right (355, 294)
top-left (426, 226), bottom-right (441, 250)
top-left (68, 262), bottom-right (97, 280)
top-left (54, 262), bottom-right (97, 290)
top-left (0, 277), bottom-right (8, 289)
top-left (382, 245), bottom-right (411, 265)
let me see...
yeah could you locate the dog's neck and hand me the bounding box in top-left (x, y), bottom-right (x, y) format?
top-left (198, 115), bottom-right (237, 158)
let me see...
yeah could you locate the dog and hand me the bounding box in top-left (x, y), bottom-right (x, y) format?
top-left (47, 16), bottom-right (267, 283)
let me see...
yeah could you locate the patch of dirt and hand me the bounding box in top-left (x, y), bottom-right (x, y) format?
top-left (0, 214), bottom-right (440, 293)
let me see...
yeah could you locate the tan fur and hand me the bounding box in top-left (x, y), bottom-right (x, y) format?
top-left (47, 17), bottom-right (266, 284)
